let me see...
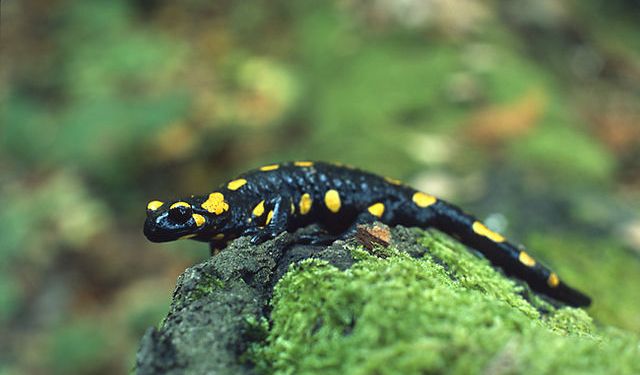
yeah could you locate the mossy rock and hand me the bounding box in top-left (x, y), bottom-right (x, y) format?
top-left (136, 226), bottom-right (640, 375)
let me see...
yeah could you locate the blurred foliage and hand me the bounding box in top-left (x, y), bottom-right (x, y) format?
top-left (510, 124), bottom-right (615, 183)
top-left (2, 0), bottom-right (640, 373)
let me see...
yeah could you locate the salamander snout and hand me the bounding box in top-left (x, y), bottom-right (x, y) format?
top-left (143, 200), bottom-right (202, 242)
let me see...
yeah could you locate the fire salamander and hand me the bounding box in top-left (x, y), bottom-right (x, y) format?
top-left (144, 161), bottom-right (591, 307)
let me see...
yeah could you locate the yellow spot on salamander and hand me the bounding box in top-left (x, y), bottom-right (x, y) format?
top-left (472, 221), bottom-right (506, 243)
top-left (299, 193), bottom-right (312, 215)
top-left (294, 161), bottom-right (314, 167)
top-left (412, 192), bottom-right (437, 208)
top-left (170, 201), bottom-right (191, 210)
top-left (213, 233), bottom-right (225, 240)
top-left (192, 214), bottom-right (206, 227)
top-left (180, 234), bottom-right (197, 240)
top-left (385, 177), bottom-right (402, 185)
top-left (147, 200), bottom-right (164, 211)
top-left (518, 251), bottom-right (536, 267)
top-left (227, 178), bottom-right (247, 191)
top-left (548, 272), bottom-right (560, 288)
top-left (324, 189), bottom-right (341, 213)
top-left (367, 202), bottom-right (385, 218)
top-left (266, 210), bottom-right (274, 225)
top-left (290, 201), bottom-right (295, 214)
top-left (201, 192), bottom-right (229, 215)
top-left (259, 164), bottom-right (279, 171)
top-left (253, 200), bottom-right (265, 217)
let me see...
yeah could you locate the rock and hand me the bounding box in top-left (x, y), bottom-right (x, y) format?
top-left (135, 226), bottom-right (358, 375)
top-left (136, 225), bottom-right (640, 374)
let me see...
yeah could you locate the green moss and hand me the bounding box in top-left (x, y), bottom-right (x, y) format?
top-left (187, 275), bottom-right (225, 303)
top-left (420, 230), bottom-right (547, 319)
top-left (252, 230), bottom-right (640, 374)
top-left (170, 273), bottom-right (226, 313)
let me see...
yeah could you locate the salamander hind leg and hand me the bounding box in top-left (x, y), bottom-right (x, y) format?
top-left (295, 211), bottom-right (379, 246)
top-left (295, 230), bottom-right (342, 246)
top-left (337, 211), bottom-right (381, 239)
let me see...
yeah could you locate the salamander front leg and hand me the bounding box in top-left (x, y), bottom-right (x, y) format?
top-left (249, 196), bottom-right (289, 245)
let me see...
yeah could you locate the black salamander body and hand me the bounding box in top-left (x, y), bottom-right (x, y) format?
top-left (144, 161), bottom-right (591, 307)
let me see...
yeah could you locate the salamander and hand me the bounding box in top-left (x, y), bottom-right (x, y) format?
top-left (143, 161), bottom-right (591, 307)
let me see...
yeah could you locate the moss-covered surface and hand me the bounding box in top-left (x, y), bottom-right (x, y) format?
top-left (252, 229), bottom-right (640, 375)
top-left (136, 224), bottom-right (640, 374)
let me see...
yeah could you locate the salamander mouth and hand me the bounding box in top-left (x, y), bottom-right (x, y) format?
top-left (143, 218), bottom-right (193, 242)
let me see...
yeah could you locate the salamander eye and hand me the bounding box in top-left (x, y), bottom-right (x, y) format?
top-left (168, 203), bottom-right (193, 223)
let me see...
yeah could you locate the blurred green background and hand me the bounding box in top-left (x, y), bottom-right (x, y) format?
top-left (2, 0), bottom-right (640, 373)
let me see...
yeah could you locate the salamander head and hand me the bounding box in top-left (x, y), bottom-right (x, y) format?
top-left (144, 195), bottom-right (229, 242)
